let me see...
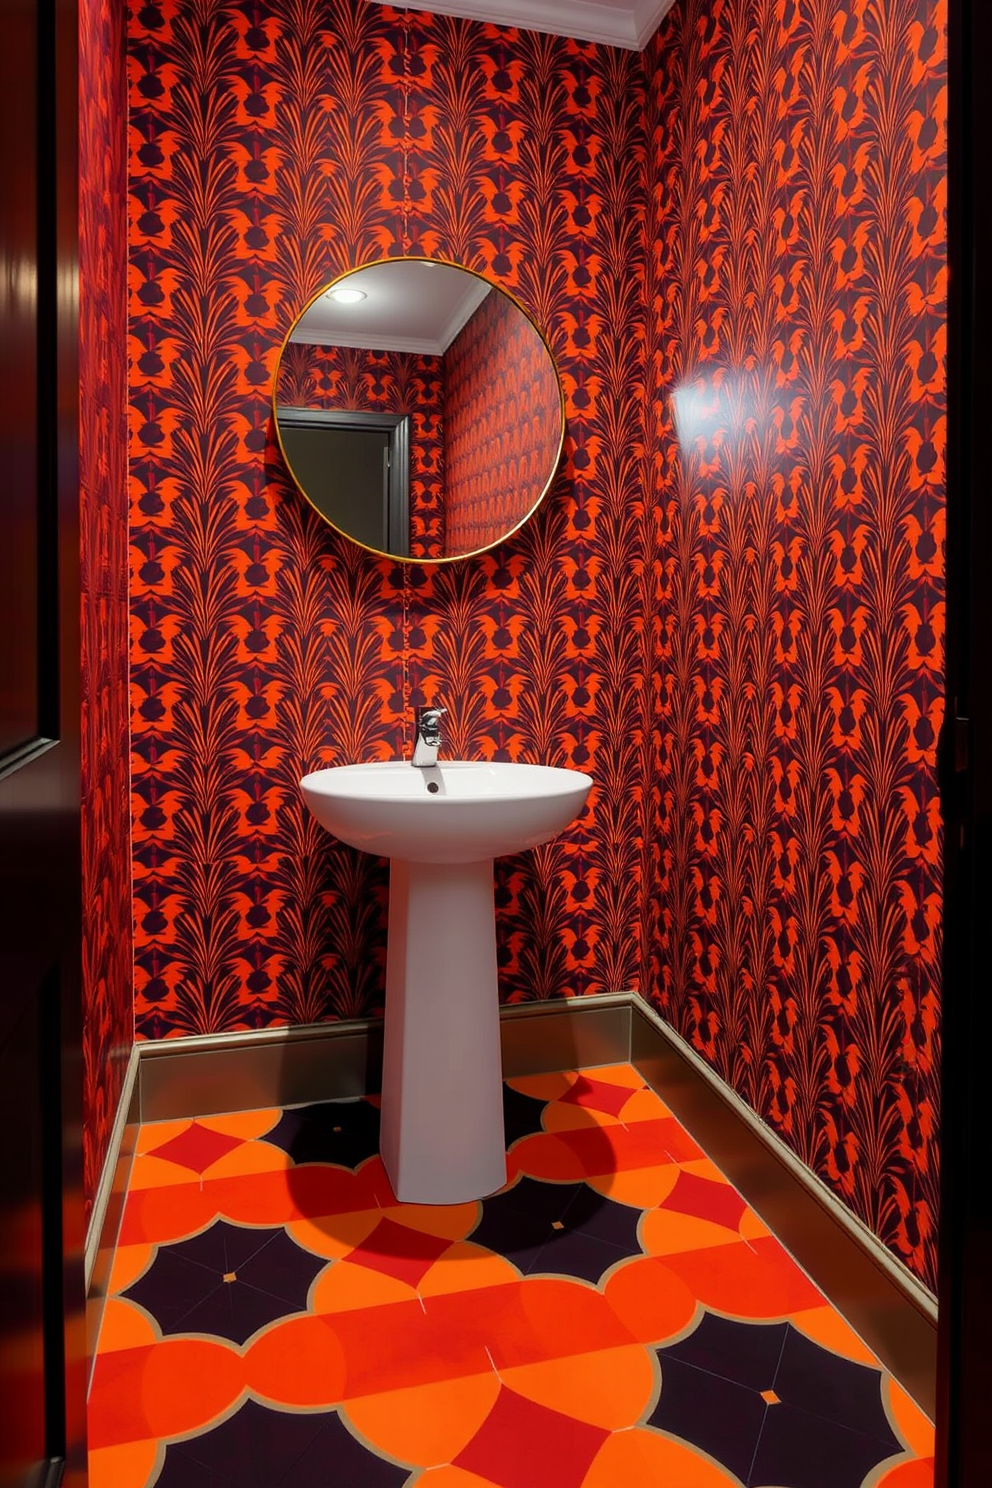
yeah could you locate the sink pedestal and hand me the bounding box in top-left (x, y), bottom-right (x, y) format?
top-left (380, 857), bottom-right (507, 1204)
top-left (300, 759), bottom-right (593, 1205)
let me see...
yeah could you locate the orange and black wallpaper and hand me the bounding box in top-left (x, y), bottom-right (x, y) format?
top-left (81, 0), bottom-right (132, 1208)
top-left (444, 287), bottom-right (562, 554)
top-left (643, 0), bottom-right (945, 1289)
top-left (277, 341), bottom-right (446, 558)
top-left (128, 2), bottom-right (652, 1034)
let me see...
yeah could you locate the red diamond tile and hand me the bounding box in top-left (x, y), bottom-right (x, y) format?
top-left (454, 1385), bottom-right (608, 1488)
top-left (557, 1075), bottom-right (633, 1119)
top-left (347, 1217), bottom-right (452, 1289)
top-left (659, 1170), bottom-right (748, 1232)
top-left (145, 1121), bottom-right (245, 1176)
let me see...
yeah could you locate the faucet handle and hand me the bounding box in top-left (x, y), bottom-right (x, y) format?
top-left (415, 704), bottom-right (446, 740)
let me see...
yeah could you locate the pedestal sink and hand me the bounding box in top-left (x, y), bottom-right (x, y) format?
top-left (299, 760), bottom-right (592, 1204)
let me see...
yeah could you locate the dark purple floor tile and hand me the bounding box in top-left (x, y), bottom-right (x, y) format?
top-left (236, 1230), bottom-right (327, 1308)
top-left (471, 1175), bottom-right (643, 1282)
top-left (502, 1083), bottom-right (548, 1146)
top-left (773, 1324), bottom-right (900, 1446)
top-left (154, 1399), bottom-right (409, 1488)
top-left (286, 1412), bottom-right (411, 1486)
top-left (662, 1311), bottom-right (788, 1392)
top-left (749, 1402), bottom-right (902, 1488)
top-left (172, 1275), bottom-right (305, 1345)
top-left (649, 1354), bottom-right (768, 1485)
top-left (163, 1219), bottom-right (275, 1276)
top-left (264, 1098), bottom-right (381, 1169)
top-left (123, 1221), bottom-right (325, 1345)
top-left (469, 1195), bottom-right (557, 1272)
top-left (121, 1250), bottom-right (221, 1334)
top-left (492, 1174), bottom-right (580, 1222)
top-left (529, 1228), bottom-right (634, 1284)
top-left (559, 1184), bottom-right (643, 1253)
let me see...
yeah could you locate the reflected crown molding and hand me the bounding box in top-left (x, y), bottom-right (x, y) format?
top-left (289, 278), bottom-right (492, 358)
top-left (367, 0), bottom-right (677, 52)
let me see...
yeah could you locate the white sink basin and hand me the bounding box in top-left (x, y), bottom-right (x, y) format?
top-left (299, 760), bottom-right (592, 864)
top-left (299, 758), bottom-right (592, 1206)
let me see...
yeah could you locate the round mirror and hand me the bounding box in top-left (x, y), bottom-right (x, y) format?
top-left (273, 260), bottom-right (564, 561)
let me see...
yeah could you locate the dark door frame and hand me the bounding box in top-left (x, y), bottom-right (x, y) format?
top-left (937, 2), bottom-right (992, 1483)
top-left (0, 0), bottom-right (83, 1474)
top-left (276, 405), bottom-right (412, 557)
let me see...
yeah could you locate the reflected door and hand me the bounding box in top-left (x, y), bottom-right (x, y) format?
top-left (278, 408), bottom-right (411, 557)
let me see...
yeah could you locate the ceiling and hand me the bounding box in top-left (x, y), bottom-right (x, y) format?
top-left (290, 261), bottom-right (494, 354)
top-left (369, 0), bottom-right (678, 51)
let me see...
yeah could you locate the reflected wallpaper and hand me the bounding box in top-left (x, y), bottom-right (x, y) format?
top-left (444, 286), bottom-right (562, 554)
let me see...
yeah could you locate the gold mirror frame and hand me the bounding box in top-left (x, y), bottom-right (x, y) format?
top-left (272, 258), bottom-right (566, 564)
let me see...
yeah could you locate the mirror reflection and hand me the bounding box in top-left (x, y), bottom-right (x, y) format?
top-left (274, 260), bottom-right (564, 561)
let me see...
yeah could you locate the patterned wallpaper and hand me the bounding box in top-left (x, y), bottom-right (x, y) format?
top-left (444, 287), bottom-right (562, 555)
top-left (80, 0), bottom-right (132, 1207)
top-left (277, 341), bottom-right (446, 559)
top-left (124, 0), bottom-right (944, 1288)
top-left (127, 0), bottom-right (651, 1038)
top-left (643, 0), bottom-right (946, 1289)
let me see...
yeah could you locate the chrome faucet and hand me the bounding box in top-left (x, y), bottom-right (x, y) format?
top-left (412, 705), bottom-right (446, 767)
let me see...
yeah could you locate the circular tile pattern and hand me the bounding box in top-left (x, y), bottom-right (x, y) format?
top-left (90, 1073), bottom-right (934, 1488)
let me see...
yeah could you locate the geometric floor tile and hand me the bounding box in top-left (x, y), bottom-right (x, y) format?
top-left (346, 1214), bottom-right (453, 1288)
top-left (454, 1384), bottom-right (609, 1488)
top-left (469, 1175), bottom-right (642, 1282)
top-left (748, 1406), bottom-right (903, 1488)
top-left (557, 1071), bottom-right (639, 1119)
top-left (121, 1220), bottom-right (327, 1344)
top-left (144, 1121), bottom-right (245, 1175)
top-left (153, 1399), bottom-right (410, 1487)
top-left (653, 1313), bottom-right (904, 1487)
top-left (263, 1098), bottom-right (381, 1169)
top-left (651, 1353), bottom-right (769, 1484)
top-left (89, 1065), bottom-right (934, 1488)
top-left (658, 1167), bottom-right (749, 1231)
top-left (502, 1083), bottom-right (549, 1147)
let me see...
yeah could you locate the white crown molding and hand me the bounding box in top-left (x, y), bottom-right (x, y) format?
top-left (289, 329), bottom-right (447, 355)
top-left (369, 0), bottom-right (677, 52)
top-left (436, 278), bottom-right (491, 352)
top-left (289, 280), bottom-right (492, 357)
top-left (633, 0), bottom-right (677, 48)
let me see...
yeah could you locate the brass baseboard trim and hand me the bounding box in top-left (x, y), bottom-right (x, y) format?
top-left (138, 1018), bottom-right (383, 1124)
top-left (631, 999), bottom-right (937, 1416)
top-left (85, 1045), bottom-right (140, 1378)
top-left (137, 992), bottom-right (633, 1124)
top-left (500, 992), bottom-right (631, 1077)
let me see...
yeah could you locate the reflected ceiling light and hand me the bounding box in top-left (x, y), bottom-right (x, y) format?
top-left (329, 287), bottom-right (366, 304)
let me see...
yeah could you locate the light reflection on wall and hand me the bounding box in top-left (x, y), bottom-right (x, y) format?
top-left (671, 375), bottom-right (761, 460)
